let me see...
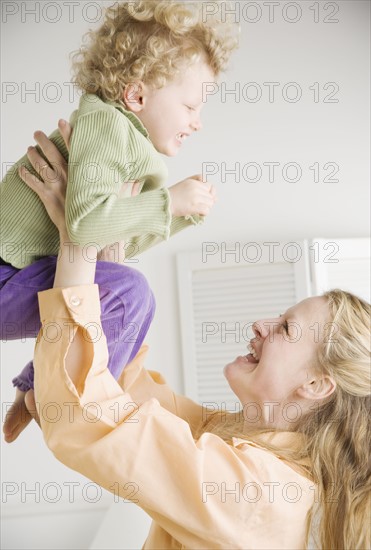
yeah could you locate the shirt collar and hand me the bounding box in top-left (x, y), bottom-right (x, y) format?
top-left (232, 431), bottom-right (306, 452)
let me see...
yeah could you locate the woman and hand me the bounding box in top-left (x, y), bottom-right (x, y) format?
top-left (9, 125), bottom-right (371, 549)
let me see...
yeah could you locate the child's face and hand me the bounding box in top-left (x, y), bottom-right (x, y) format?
top-left (124, 60), bottom-right (215, 156)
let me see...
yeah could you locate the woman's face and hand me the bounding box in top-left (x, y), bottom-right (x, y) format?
top-left (224, 297), bottom-right (330, 415)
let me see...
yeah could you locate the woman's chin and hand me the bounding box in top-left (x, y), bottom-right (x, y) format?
top-left (225, 355), bottom-right (258, 375)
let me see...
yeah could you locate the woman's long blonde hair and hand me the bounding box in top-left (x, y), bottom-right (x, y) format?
top-left (204, 289), bottom-right (371, 549)
top-left (306, 290), bottom-right (371, 549)
top-left (71, 0), bottom-right (239, 101)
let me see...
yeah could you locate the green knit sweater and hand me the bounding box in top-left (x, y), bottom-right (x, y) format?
top-left (0, 94), bottom-right (201, 268)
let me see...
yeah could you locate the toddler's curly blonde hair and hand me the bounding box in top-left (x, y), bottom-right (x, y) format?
top-left (71, 0), bottom-right (239, 102)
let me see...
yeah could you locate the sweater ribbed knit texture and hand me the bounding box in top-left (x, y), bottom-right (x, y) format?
top-left (0, 94), bottom-right (201, 268)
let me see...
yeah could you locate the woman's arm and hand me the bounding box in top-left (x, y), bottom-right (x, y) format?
top-left (20, 123), bottom-right (96, 387)
top-left (20, 125), bottom-right (207, 435)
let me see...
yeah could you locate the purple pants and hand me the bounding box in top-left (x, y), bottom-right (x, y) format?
top-left (0, 256), bottom-right (155, 392)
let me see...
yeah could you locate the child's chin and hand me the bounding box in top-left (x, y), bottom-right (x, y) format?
top-left (158, 147), bottom-right (179, 157)
top-left (166, 147), bottom-right (180, 157)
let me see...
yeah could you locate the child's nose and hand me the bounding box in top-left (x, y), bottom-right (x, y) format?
top-left (191, 115), bottom-right (202, 132)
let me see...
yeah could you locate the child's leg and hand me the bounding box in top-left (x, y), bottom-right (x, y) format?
top-left (3, 255), bottom-right (155, 441)
top-left (1, 255), bottom-right (156, 391)
top-left (94, 258), bottom-right (156, 379)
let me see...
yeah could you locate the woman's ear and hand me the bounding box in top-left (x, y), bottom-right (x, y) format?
top-left (297, 375), bottom-right (336, 401)
top-left (122, 82), bottom-right (146, 113)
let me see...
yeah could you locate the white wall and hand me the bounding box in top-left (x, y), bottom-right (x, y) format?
top-left (1, 1), bottom-right (369, 548)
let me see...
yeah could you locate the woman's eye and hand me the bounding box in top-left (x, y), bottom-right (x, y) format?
top-left (280, 319), bottom-right (289, 333)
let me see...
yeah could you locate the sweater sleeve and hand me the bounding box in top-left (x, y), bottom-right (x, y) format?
top-left (66, 110), bottom-right (171, 247)
top-left (124, 214), bottom-right (204, 259)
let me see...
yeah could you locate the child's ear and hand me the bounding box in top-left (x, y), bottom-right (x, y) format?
top-left (122, 82), bottom-right (146, 112)
top-left (297, 375), bottom-right (336, 401)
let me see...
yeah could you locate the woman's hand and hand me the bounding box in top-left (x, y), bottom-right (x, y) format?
top-left (19, 120), bottom-right (72, 241)
top-left (19, 120), bottom-right (139, 263)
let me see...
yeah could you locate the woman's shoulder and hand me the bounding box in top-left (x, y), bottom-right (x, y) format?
top-left (233, 431), bottom-right (313, 482)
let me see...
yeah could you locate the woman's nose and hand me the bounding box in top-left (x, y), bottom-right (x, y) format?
top-left (252, 322), bottom-right (262, 339)
top-left (253, 318), bottom-right (279, 339)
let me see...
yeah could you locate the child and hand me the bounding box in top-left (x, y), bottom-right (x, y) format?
top-left (1, 0), bottom-right (238, 441)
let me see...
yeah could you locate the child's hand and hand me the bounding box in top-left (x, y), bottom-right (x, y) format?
top-left (168, 175), bottom-right (217, 218)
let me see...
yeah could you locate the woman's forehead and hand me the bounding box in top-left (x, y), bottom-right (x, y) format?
top-left (288, 296), bottom-right (329, 323)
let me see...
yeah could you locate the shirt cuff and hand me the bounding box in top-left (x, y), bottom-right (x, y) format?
top-left (184, 213), bottom-right (205, 225)
top-left (38, 284), bottom-right (101, 323)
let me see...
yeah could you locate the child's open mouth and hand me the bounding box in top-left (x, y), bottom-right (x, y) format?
top-left (175, 133), bottom-right (187, 144)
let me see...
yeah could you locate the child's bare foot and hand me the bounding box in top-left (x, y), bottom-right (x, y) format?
top-left (25, 389), bottom-right (40, 426)
top-left (3, 389), bottom-right (34, 443)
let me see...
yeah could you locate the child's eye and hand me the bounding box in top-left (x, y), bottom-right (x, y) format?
top-left (186, 105), bottom-right (195, 111)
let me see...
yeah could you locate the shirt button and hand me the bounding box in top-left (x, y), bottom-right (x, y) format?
top-left (70, 295), bottom-right (81, 307)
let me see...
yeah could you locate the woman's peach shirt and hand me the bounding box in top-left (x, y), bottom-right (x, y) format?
top-left (34, 284), bottom-right (314, 550)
